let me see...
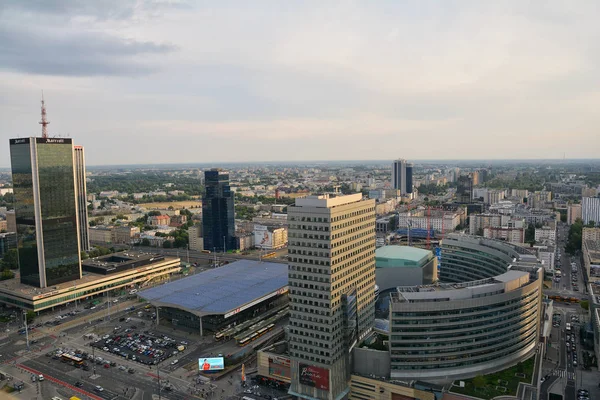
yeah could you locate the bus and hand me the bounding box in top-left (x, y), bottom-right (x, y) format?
top-left (566, 323), bottom-right (571, 332)
top-left (61, 353), bottom-right (84, 366)
top-left (262, 252), bottom-right (276, 259)
top-left (201, 250), bottom-right (211, 254)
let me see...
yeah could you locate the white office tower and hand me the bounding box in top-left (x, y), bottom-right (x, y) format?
top-left (287, 194), bottom-right (376, 400)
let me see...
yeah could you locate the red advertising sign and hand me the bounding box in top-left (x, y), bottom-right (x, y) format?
top-left (299, 363), bottom-right (329, 391)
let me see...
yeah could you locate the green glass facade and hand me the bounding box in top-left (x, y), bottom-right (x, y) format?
top-left (10, 137), bottom-right (81, 288)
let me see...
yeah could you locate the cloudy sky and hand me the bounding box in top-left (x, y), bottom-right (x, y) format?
top-left (1, 1), bottom-right (599, 166)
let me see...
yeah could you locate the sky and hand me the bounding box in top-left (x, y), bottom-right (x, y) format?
top-left (0, 1), bottom-right (599, 166)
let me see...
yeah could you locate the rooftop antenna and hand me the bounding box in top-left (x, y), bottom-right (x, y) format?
top-left (39, 91), bottom-right (49, 138)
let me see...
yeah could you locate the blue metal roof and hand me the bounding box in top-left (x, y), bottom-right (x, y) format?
top-left (139, 260), bottom-right (288, 316)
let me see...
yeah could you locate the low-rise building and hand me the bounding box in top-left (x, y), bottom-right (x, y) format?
top-left (112, 226), bottom-right (140, 245)
top-left (583, 227), bottom-right (600, 242)
top-left (148, 214), bottom-right (171, 227)
top-left (0, 251), bottom-right (180, 312)
top-left (375, 246), bottom-right (437, 291)
top-left (89, 225), bottom-right (113, 245)
top-left (0, 219), bottom-right (6, 232)
top-left (484, 226), bottom-right (525, 244)
top-left (253, 225), bottom-right (288, 250)
top-left (236, 232), bottom-right (254, 251)
top-left (583, 239), bottom-right (600, 283)
top-left (535, 223), bottom-right (557, 242)
top-left (169, 214), bottom-right (188, 227)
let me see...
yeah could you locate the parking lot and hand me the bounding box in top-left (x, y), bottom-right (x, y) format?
top-left (89, 325), bottom-right (188, 367)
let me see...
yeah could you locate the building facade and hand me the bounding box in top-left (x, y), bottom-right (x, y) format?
top-left (387, 234), bottom-right (543, 380)
top-left (73, 145), bottom-right (90, 252)
top-left (483, 226), bottom-right (525, 244)
top-left (10, 137), bottom-right (82, 288)
top-left (287, 194), bottom-right (376, 400)
top-left (582, 197), bottom-right (600, 225)
top-left (203, 169), bottom-right (236, 252)
top-left (535, 226), bottom-right (557, 242)
top-left (188, 224), bottom-right (203, 252)
top-left (567, 203), bottom-right (582, 225)
top-left (392, 159), bottom-right (413, 195)
top-left (389, 268), bottom-right (542, 380)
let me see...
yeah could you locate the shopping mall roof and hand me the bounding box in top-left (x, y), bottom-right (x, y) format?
top-left (376, 245), bottom-right (432, 267)
top-left (139, 259), bottom-right (288, 317)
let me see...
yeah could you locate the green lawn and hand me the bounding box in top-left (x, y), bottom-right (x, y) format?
top-left (450, 357), bottom-right (535, 399)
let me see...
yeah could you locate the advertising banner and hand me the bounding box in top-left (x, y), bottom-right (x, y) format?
top-left (299, 363), bottom-right (329, 391)
top-left (254, 225), bottom-right (273, 249)
top-left (198, 357), bottom-right (225, 371)
top-left (268, 357), bottom-right (291, 380)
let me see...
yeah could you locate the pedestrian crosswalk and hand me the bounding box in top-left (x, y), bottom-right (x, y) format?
top-left (552, 370), bottom-right (575, 380)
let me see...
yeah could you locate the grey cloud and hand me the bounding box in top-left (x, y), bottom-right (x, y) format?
top-left (0, 0), bottom-right (191, 21)
top-left (0, 26), bottom-right (177, 76)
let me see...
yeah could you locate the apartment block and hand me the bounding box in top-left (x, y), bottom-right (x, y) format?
top-left (568, 203), bottom-right (582, 224)
top-left (188, 224), bottom-right (203, 252)
top-left (582, 197), bottom-right (600, 225)
top-left (287, 194), bottom-right (376, 400)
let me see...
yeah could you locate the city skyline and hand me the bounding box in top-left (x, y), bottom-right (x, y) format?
top-left (1, 1), bottom-right (600, 166)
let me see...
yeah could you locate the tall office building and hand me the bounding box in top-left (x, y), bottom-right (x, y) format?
top-left (582, 197), bottom-right (600, 225)
top-left (202, 169), bottom-right (235, 252)
top-left (392, 159), bottom-right (413, 195)
top-left (287, 194), bottom-right (376, 400)
top-left (74, 145), bottom-right (90, 252)
top-left (457, 175), bottom-right (473, 203)
top-left (10, 137), bottom-right (82, 288)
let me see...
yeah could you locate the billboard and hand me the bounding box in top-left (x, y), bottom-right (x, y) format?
top-left (299, 363), bottom-right (329, 391)
top-left (254, 225), bottom-right (273, 249)
top-left (199, 357), bottom-right (224, 371)
top-left (268, 356), bottom-right (291, 380)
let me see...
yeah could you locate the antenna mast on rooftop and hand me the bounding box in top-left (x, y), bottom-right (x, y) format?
top-left (39, 91), bottom-right (50, 138)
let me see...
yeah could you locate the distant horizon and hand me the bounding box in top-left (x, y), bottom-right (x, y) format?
top-left (1, 157), bottom-right (599, 172)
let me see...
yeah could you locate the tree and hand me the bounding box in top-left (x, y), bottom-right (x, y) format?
top-left (141, 238), bottom-right (151, 247)
top-left (163, 240), bottom-right (173, 248)
top-left (580, 300), bottom-right (589, 311)
top-left (0, 269), bottom-right (14, 281)
top-left (80, 251), bottom-right (89, 261)
top-left (472, 375), bottom-right (485, 389)
top-left (25, 311), bottom-right (35, 323)
top-left (2, 249), bottom-right (18, 270)
top-left (525, 224), bottom-right (536, 244)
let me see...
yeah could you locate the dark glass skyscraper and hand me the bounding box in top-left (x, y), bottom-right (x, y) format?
top-left (392, 159), bottom-right (413, 195)
top-left (10, 137), bottom-right (82, 288)
top-left (202, 169), bottom-right (235, 252)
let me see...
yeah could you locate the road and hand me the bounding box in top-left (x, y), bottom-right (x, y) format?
top-left (540, 222), bottom-right (586, 400)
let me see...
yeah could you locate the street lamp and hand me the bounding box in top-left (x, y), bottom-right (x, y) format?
top-left (22, 310), bottom-right (29, 350)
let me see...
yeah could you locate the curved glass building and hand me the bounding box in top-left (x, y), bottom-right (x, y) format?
top-left (388, 234), bottom-right (543, 380)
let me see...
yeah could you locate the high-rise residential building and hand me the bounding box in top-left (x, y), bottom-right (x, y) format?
top-left (73, 145), bottom-right (90, 252)
top-left (567, 203), bottom-right (582, 225)
top-left (202, 169), bottom-right (235, 252)
top-left (287, 193), bottom-right (376, 400)
top-left (582, 197), bottom-right (600, 225)
top-left (10, 137), bottom-right (82, 288)
top-left (392, 159), bottom-right (413, 195)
